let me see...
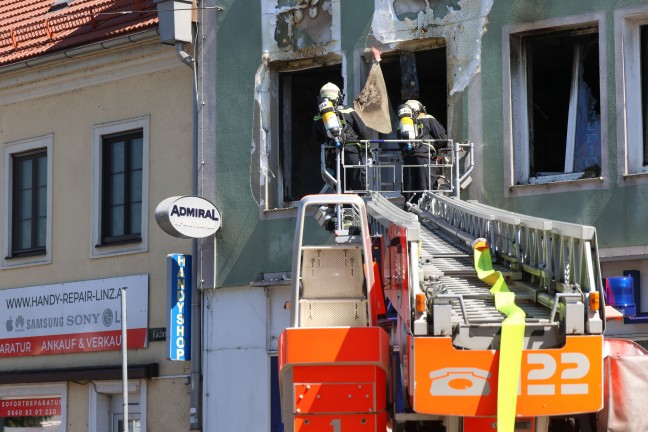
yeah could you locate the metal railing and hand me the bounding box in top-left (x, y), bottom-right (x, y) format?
top-left (419, 192), bottom-right (604, 297)
top-left (321, 139), bottom-right (474, 197)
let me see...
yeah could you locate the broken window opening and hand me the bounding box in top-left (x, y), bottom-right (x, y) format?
top-left (279, 66), bottom-right (343, 204)
top-left (525, 29), bottom-right (600, 182)
top-left (366, 47), bottom-right (447, 195)
top-left (378, 47), bottom-right (448, 137)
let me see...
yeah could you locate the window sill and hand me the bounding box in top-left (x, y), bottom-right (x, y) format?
top-left (96, 236), bottom-right (142, 248)
top-left (260, 206), bottom-right (299, 220)
top-left (508, 175), bottom-right (605, 196)
top-left (6, 249), bottom-right (46, 259)
top-left (621, 171), bottom-right (648, 186)
top-left (2, 253), bottom-right (50, 269)
top-left (91, 238), bottom-right (146, 258)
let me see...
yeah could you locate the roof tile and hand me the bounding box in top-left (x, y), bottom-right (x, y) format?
top-left (0, 0), bottom-right (158, 66)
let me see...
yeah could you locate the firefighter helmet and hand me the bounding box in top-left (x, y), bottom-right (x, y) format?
top-left (404, 99), bottom-right (426, 117)
top-left (320, 82), bottom-right (343, 106)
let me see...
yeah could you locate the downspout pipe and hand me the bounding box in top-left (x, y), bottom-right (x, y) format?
top-left (176, 42), bottom-right (194, 67)
top-left (175, 41), bottom-right (202, 431)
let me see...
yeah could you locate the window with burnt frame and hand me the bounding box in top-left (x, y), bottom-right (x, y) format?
top-left (527, 30), bottom-right (600, 180)
top-left (512, 27), bottom-right (601, 185)
top-left (378, 47), bottom-right (448, 136)
top-left (11, 150), bottom-right (47, 257)
top-left (273, 49), bottom-right (447, 206)
top-left (278, 66), bottom-right (343, 204)
top-left (100, 131), bottom-right (143, 245)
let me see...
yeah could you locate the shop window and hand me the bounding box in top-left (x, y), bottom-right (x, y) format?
top-left (2, 135), bottom-right (53, 268)
top-left (0, 383), bottom-right (66, 431)
top-left (277, 66), bottom-right (343, 205)
top-left (509, 26), bottom-right (602, 185)
top-left (92, 117), bottom-right (149, 258)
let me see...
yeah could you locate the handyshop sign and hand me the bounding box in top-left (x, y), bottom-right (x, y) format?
top-left (0, 274), bottom-right (148, 357)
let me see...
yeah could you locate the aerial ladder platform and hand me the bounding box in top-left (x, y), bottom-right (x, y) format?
top-left (279, 140), bottom-right (605, 432)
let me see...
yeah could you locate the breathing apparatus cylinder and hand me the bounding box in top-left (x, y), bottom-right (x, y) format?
top-left (398, 103), bottom-right (416, 151)
top-left (319, 97), bottom-right (342, 147)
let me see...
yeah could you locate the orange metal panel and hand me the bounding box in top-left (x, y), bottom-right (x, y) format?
top-left (294, 413), bottom-right (386, 432)
top-left (292, 366), bottom-right (388, 412)
top-left (293, 365), bottom-right (381, 384)
top-left (412, 336), bottom-right (603, 417)
top-left (281, 327), bottom-right (390, 368)
top-left (294, 383), bottom-right (376, 413)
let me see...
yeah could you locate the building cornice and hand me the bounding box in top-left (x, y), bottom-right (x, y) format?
top-left (0, 31), bottom-right (185, 105)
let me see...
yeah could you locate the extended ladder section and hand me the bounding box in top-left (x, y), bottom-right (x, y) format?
top-left (365, 191), bottom-right (605, 422)
top-left (414, 191), bottom-right (605, 343)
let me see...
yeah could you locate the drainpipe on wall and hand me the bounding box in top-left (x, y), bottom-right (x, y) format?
top-left (173, 40), bottom-right (203, 430)
top-left (176, 41), bottom-right (203, 431)
top-left (154, 1), bottom-right (206, 429)
top-left (194, 0), bottom-right (219, 429)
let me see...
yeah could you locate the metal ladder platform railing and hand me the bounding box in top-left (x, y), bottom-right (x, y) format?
top-left (364, 191), bottom-right (605, 349)
top-left (324, 139), bottom-right (474, 196)
top-left (420, 192), bottom-right (603, 297)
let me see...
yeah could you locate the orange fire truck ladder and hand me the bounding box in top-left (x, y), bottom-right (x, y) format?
top-left (279, 139), bottom-right (606, 432)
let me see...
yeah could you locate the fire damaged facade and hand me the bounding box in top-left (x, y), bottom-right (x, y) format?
top-left (3, 0), bottom-right (648, 431)
top-left (205, 0), bottom-right (648, 431)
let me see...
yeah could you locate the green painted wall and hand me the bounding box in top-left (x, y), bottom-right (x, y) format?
top-left (480, 0), bottom-right (648, 248)
top-left (213, 0), bottom-right (648, 287)
top-left (215, 0), bottom-right (293, 287)
top-left (213, 0), bottom-right (374, 287)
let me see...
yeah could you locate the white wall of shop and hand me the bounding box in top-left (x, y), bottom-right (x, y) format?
top-left (202, 284), bottom-right (290, 431)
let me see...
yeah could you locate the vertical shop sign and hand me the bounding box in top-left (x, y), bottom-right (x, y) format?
top-left (167, 254), bottom-right (192, 361)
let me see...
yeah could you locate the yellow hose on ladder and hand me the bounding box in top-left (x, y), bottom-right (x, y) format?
top-left (472, 239), bottom-right (526, 432)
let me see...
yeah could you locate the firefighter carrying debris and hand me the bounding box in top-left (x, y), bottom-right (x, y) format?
top-left (314, 82), bottom-right (370, 192)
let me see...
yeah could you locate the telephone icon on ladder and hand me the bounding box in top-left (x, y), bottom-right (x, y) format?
top-left (429, 367), bottom-right (491, 396)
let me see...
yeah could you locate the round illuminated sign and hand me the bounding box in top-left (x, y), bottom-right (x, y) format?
top-left (155, 196), bottom-right (221, 239)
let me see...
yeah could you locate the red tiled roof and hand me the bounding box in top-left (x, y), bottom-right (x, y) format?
top-left (0, 0), bottom-right (158, 67)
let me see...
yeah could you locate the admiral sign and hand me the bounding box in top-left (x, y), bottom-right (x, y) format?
top-left (155, 195), bottom-right (221, 239)
top-left (0, 275), bottom-right (148, 357)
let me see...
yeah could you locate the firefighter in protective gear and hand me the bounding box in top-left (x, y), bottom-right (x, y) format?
top-left (314, 82), bottom-right (370, 192)
top-left (397, 99), bottom-right (448, 205)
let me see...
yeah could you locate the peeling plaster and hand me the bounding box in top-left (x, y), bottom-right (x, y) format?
top-left (274, 1), bottom-right (332, 50)
top-left (261, 0), bottom-right (341, 62)
top-left (251, 62), bottom-right (271, 207)
top-left (253, 0), bottom-right (492, 208)
top-left (251, 51), bottom-right (347, 209)
top-left (372, 0), bottom-right (493, 96)
top-left (393, 0), bottom-right (462, 21)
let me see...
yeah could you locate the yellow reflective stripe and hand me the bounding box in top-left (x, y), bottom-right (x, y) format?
top-left (473, 242), bottom-right (526, 432)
